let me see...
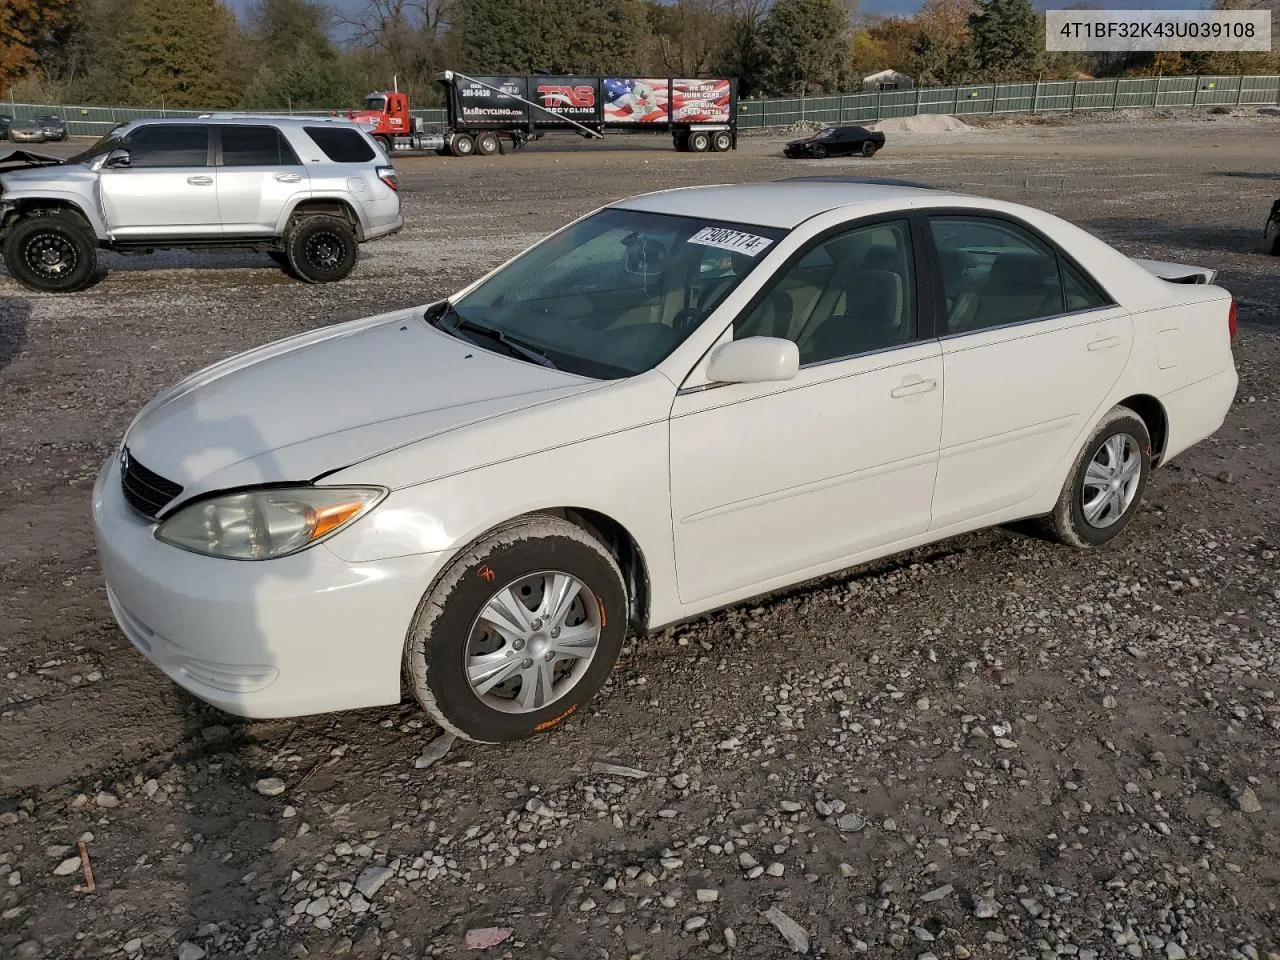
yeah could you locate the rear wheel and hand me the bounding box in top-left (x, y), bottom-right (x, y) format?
top-left (712, 131), bottom-right (732, 152)
top-left (449, 133), bottom-right (475, 157)
top-left (1044, 406), bottom-right (1152, 548)
top-left (403, 516), bottom-right (627, 743)
top-left (474, 132), bottom-right (500, 156)
top-left (861, 140), bottom-right (878, 157)
top-left (283, 215), bottom-right (358, 284)
top-left (688, 131), bottom-right (711, 153)
top-left (2, 209), bottom-right (98, 293)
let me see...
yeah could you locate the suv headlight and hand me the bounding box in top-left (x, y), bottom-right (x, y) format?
top-left (155, 486), bottom-right (386, 560)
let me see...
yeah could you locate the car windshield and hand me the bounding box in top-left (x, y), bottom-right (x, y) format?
top-left (364, 96), bottom-right (387, 112)
top-left (64, 128), bottom-right (127, 164)
top-left (441, 208), bottom-right (787, 379)
top-left (815, 128), bottom-right (836, 139)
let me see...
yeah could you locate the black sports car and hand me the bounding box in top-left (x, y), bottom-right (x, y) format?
top-left (783, 125), bottom-right (885, 159)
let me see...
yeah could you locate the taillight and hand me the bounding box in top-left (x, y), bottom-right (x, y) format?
top-left (376, 165), bottom-right (398, 191)
top-left (1228, 299), bottom-right (1237, 341)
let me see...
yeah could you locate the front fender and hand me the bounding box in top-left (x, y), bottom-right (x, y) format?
top-left (1, 187), bottom-right (108, 240)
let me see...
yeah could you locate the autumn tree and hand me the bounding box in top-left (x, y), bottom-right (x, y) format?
top-left (758, 0), bottom-right (848, 95)
top-left (967, 0), bottom-right (1041, 81)
top-left (1, 0), bottom-right (81, 95)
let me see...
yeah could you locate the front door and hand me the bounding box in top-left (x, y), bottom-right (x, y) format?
top-left (669, 217), bottom-right (944, 604)
top-left (99, 124), bottom-right (220, 238)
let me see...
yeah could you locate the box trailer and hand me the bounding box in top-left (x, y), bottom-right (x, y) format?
top-left (433, 71), bottom-right (739, 156)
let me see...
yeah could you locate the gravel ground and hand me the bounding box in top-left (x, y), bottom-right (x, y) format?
top-left (1, 113), bottom-right (1278, 960)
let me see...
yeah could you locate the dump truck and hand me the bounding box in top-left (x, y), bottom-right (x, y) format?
top-left (349, 72), bottom-right (739, 157)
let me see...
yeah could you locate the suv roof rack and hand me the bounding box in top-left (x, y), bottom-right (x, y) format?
top-left (775, 176), bottom-right (936, 189)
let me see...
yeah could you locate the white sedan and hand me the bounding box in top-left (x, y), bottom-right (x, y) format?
top-left (92, 178), bottom-right (1240, 743)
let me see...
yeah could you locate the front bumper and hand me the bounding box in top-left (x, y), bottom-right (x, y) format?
top-left (91, 453), bottom-right (445, 719)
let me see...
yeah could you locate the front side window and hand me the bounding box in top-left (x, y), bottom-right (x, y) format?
top-left (734, 219), bottom-right (917, 366)
top-left (221, 125), bottom-right (301, 166)
top-left (930, 215), bottom-right (1110, 334)
top-left (122, 124), bottom-right (209, 167)
top-left (444, 208), bottom-right (787, 379)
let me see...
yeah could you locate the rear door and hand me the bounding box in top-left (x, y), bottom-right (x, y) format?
top-left (927, 212), bottom-right (1132, 529)
top-left (99, 124), bottom-right (219, 237)
top-left (214, 125), bottom-right (310, 236)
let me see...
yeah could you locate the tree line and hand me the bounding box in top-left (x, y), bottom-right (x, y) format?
top-left (6, 0), bottom-right (1278, 111)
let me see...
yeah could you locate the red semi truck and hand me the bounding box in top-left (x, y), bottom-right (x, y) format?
top-left (347, 71), bottom-right (739, 157)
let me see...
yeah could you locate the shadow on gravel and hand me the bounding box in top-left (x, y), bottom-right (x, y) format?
top-left (1219, 171), bottom-right (1280, 182)
top-left (1084, 216), bottom-right (1272, 257)
top-left (0, 295), bottom-right (30, 372)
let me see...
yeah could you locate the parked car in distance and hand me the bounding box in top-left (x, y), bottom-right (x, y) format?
top-left (93, 178), bottom-right (1239, 744)
top-left (7, 118), bottom-right (46, 143)
top-left (34, 114), bottom-right (67, 142)
top-left (0, 115), bottom-right (402, 291)
top-left (784, 125), bottom-right (885, 159)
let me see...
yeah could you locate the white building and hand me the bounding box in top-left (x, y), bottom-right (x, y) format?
top-left (862, 69), bottom-right (916, 92)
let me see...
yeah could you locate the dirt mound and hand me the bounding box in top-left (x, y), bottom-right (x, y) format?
top-left (870, 113), bottom-right (976, 134)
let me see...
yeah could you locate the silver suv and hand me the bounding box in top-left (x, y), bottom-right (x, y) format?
top-left (0, 116), bottom-right (403, 292)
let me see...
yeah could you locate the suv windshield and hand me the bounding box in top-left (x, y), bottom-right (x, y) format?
top-left (441, 208), bottom-right (787, 379)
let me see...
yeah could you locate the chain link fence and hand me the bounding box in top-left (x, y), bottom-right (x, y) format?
top-left (4, 74), bottom-right (1278, 138)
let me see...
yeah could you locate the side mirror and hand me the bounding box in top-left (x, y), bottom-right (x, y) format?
top-left (704, 336), bottom-right (799, 385)
top-left (104, 148), bottom-right (131, 168)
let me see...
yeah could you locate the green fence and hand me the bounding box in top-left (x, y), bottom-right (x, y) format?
top-left (4, 74), bottom-right (1278, 138)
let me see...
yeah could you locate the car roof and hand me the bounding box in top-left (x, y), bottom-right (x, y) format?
top-left (611, 180), bottom-right (974, 230)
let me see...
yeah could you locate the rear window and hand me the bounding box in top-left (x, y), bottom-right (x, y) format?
top-left (303, 125), bottom-right (376, 163)
top-left (222, 125), bottom-right (301, 166)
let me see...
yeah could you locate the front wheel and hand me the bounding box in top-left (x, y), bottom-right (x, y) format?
top-left (284, 215), bottom-right (357, 283)
top-left (1044, 406), bottom-right (1152, 548)
top-left (811, 144), bottom-right (826, 159)
top-left (403, 516), bottom-right (628, 743)
top-left (2, 210), bottom-right (98, 293)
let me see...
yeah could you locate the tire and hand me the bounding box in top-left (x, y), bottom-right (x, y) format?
top-left (283, 215), bottom-right (357, 284)
top-left (861, 141), bottom-right (878, 158)
top-left (712, 131), bottom-right (732, 152)
top-left (1043, 406), bottom-right (1152, 548)
top-left (811, 144), bottom-right (826, 159)
top-left (673, 132), bottom-right (689, 152)
top-left (688, 131), bottom-right (711, 153)
top-left (403, 516), bottom-right (628, 743)
top-left (449, 133), bottom-right (475, 157)
top-left (2, 209), bottom-right (98, 293)
top-left (475, 132), bottom-right (500, 156)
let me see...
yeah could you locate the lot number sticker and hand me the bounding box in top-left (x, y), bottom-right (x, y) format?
top-left (687, 227), bottom-right (773, 257)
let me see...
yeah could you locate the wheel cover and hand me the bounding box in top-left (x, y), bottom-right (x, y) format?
top-left (464, 570), bottom-right (601, 714)
top-left (25, 232), bottom-right (77, 279)
top-left (303, 231), bottom-right (345, 271)
top-left (1081, 433), bottom-right (1142, 528)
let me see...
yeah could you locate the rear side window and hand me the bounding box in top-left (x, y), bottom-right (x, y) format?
top-left (221, 125), bottom-right (301, 166)
top-left (303, 125), bottom-right (376, 163)
top-left (123, 124), bottom-right (209, 167)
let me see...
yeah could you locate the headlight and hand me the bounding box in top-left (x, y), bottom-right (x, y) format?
top-left (155, 486), bottom-right (386, 560)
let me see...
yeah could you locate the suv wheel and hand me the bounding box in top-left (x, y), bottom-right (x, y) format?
top-left (475, 132), bottom-right (500, 156)
top-left (284, 215), bottom-right (358, 284)
top-left (2, 210), bottom-right (98, 293)
top-left (404, 516), bottom-right (628, 743)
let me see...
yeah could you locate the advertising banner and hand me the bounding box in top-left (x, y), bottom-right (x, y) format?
top-left (602, 78), bottom-right (671, 123)
top-left (455, 76), bottom-right (528, 125)
top-left (671, 79), bottom-right (732, 123)
top-left (530, 77), bottom-right (601, 125)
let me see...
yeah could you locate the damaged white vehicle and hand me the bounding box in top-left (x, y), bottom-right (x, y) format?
top-left (93, 177), bottom-right (1239, 742)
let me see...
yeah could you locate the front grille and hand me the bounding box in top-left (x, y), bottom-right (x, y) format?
top-left (119, 448), bottom-right (183, 520)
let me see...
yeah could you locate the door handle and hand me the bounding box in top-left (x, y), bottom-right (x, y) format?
top-left (1088, 335), bottom-right (1121, 351)
top-left (274, 173), bottom-right (303, 183)
top-left (890, 376), bottom-right (937, 398)
top-left (186, 175), bottom-right (213, 186)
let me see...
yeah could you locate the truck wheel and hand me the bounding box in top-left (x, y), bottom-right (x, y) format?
top-left (673, 132), bottom-right (689, 152)
top-left (284, 215), bottom-right (357, 284)
top-left (688, 131), bottom-right (711, 153)
top-left (2, 209), bottom-right (98, 293)
top-left (475, 132), bottom-right (500, 156)
top-left (403, 515), bottom-right (627, 743)
top-left (449, 134), bottom-right (475, 157)
top-left (711, 131), bottom-right (732, 152)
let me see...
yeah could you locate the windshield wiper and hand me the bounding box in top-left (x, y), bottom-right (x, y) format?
top-left (426, 302), bottom-right (558, 369)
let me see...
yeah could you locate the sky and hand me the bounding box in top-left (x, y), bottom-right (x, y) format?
top-left (226, 0), bottom-right (1215, 27)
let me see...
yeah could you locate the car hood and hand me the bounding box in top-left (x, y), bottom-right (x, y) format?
top-left (122, 307), bottom-right (602, 502)
top-left (0, 159), bottom-right (86, 186)
top-left (786, 136), bottom-right (820, 146)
